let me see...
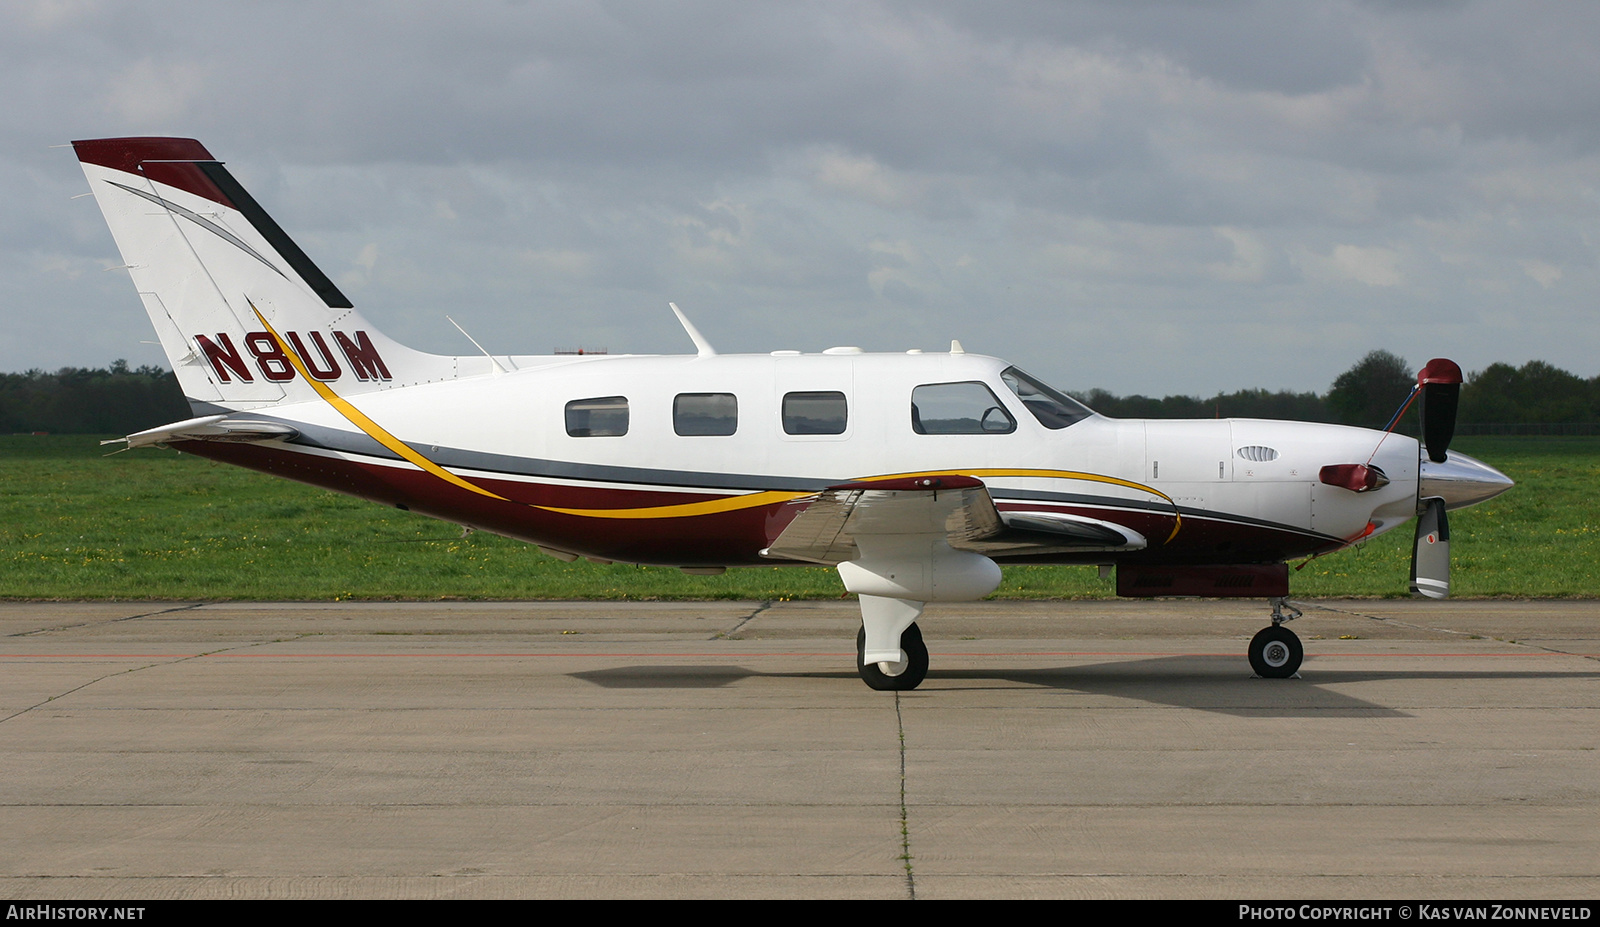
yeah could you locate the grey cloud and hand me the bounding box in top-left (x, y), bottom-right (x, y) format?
top-left (6, 0), bottom-right (1600, 396)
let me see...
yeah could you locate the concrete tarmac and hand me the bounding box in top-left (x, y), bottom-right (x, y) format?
top-left (1, 598), bottom-right (1597, 900)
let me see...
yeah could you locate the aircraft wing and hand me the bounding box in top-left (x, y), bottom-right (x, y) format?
top-left (763, 475), bottom-right (1145, 565)
top-left (763, 476), bottom-right (1002, 565)
top-left (105, 414), bottom-right (300, 449)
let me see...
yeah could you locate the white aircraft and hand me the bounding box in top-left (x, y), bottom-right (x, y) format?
top-left (73, 137), bottom-right (1513, 689)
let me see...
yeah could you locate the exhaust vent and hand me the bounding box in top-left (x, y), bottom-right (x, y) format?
top-left (1236, 445), bottom-right (1279, 462)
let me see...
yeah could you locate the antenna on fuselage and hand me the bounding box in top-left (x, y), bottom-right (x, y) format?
top-left (446, 316), bottom-right (507, 374)
top-left (670, 302), bottom-right (717, 357)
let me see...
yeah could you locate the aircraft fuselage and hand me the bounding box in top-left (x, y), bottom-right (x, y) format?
top-left (179, 349), bottom-right (1425, 571)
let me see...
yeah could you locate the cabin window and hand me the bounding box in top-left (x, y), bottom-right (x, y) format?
top-left (1000, 366), bottom-right (1094, 429)
top-left (674, 392), bottom-right (738, 436)
top-left (565, 396), bottom-right (629, 437)
top-left (782, 391), bottom-right (848, 435)
top-left (911, 382), bottom-right (1016, 434)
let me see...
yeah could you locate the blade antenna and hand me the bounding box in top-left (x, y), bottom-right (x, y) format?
top-left (446, 316), bottom-right (506, 375)
top-left (670, 302), bottom-right (717, 357)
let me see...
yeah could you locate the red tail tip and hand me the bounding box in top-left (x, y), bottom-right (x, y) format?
top-left (71, 137), bottom-right (215, 173)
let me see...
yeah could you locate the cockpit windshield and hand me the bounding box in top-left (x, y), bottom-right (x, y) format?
top-left (1000, 366), bottom-right (1096, 429)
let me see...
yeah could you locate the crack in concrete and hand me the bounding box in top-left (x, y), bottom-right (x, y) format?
top-left (1307, 601), bottom-right (1600, 662)
top-left (0, 631), bottom-right (313, 726)
top-left (7, 601), bottom-right (208, 638)
top-left (718, 600), bottom-right (773, 640)
top-left (895, 692), bottom-right (915, 900)
top-left (1305, 601), bottom-right (1486, 637)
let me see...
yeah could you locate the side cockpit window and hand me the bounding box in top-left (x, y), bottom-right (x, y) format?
top-left (565, 396), bottom-right (629, 437)
top-left (911, 382), bottom-right (1016, 434)
top-left (674, 392), bottom-right (738, 436)
top-left (783, 391), bottom-right (847, 435)
top-left (1000, 366), bottom-right (1094, 429)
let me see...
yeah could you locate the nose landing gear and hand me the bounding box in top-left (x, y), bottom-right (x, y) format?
top-left (1249, 598), bottom-right (1304, 678)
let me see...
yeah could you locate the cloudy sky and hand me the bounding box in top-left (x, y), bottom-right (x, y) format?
top-left (6, 0), bottom-right (1599, 397)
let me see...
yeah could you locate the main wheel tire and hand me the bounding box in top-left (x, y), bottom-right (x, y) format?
top-left (1248, 625), bottom-right (1303, 678)
top-left (857, 622), bottom-right (929, 691)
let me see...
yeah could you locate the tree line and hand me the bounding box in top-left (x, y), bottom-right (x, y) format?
top-left (1, 362), bottom-right (187, 434)
top-left (1078, 351), bottom-right (1600, 433)
top-left (2, 352), bottom-right (1596, 434)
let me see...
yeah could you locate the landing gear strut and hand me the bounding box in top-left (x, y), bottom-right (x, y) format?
top-left (857, 623), bottom-right (929, 691)
top-left (1248, 598), bottom-right (1304, 678)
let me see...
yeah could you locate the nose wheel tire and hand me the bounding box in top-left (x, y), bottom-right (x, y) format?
top-left (857, 622), bottom-right (929, 691)
top-left (1249, 625), bottom-right (1303, 678)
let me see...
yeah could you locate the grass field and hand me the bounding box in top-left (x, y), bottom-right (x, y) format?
top-left (0, 434), bottom-right (1590, 600)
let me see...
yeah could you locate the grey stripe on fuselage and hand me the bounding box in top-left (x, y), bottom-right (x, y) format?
top-left (216, 412), bottom-right (1337, 540)
top-left (272, 416), bottom-right (836, 492)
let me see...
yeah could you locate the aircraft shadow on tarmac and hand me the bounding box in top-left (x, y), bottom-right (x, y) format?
top-left (572, 665), bottom-right (753, 688)
top-left (572, 656), bottom-right (1600, 717)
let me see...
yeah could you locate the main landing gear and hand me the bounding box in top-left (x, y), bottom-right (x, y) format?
top-left (857, 623), bottom-right (929, 691)
top-left (1248, 597), bottom-right (1304, 678)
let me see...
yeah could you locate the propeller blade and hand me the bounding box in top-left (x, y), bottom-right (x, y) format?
top-left (1410, 497), bottom-right (1450, 599)
top-left (1418, 358), bottom-right (1462, 464)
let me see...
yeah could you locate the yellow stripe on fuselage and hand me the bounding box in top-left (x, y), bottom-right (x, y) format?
top-left (534, 468), bottom-right (1182, 544)
top-left (245, 314), bottom-right (1180, 543)
top-left (855, 468), bottom-right (1171, 500)
top-left (251, 303), bottom-right (510, 502)
top-left (533, 490), bottom-right (810, 519)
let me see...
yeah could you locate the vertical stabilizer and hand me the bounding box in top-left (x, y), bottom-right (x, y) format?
top-left (74, 138), bottom-right (452, 412)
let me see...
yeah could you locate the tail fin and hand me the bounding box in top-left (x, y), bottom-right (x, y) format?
top-left (74, 137), bottom-right (452, 412)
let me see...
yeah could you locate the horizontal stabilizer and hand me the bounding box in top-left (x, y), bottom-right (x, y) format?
top-left (106, 414), bottom-right (299, 449)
